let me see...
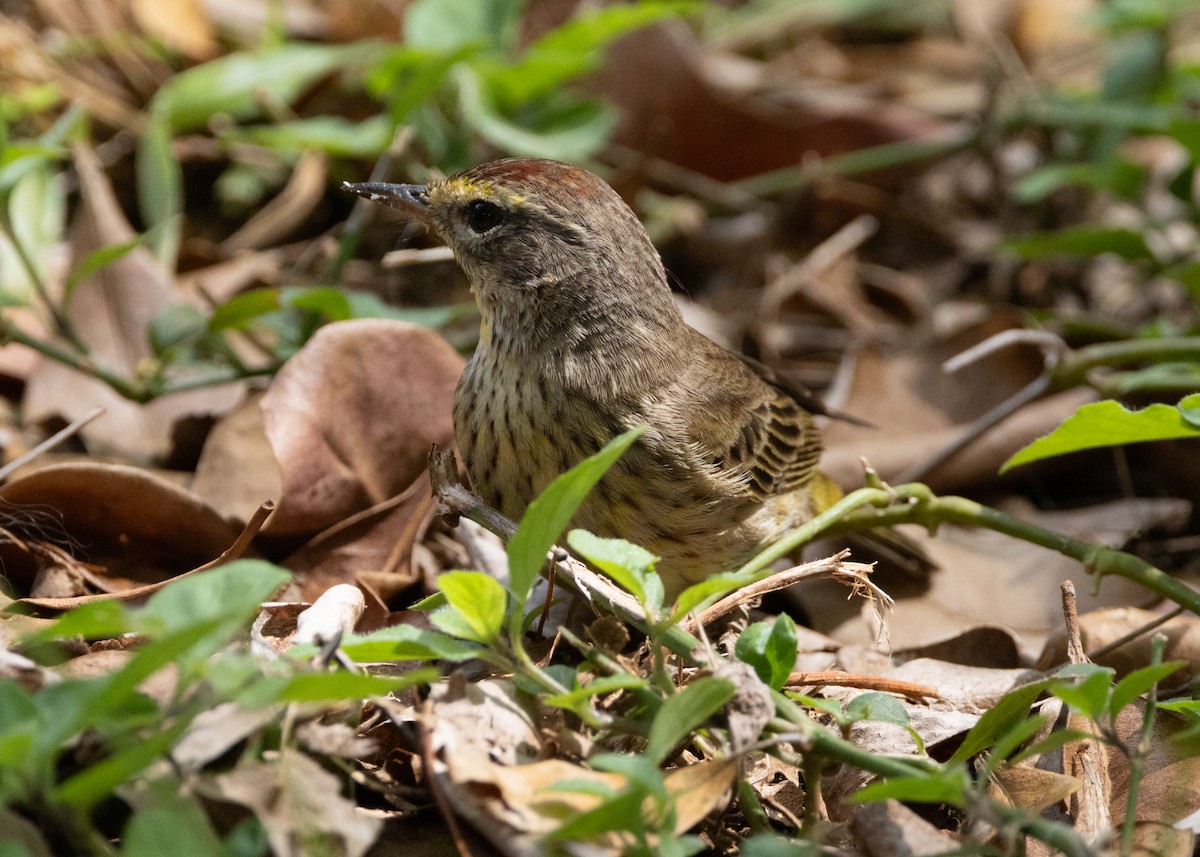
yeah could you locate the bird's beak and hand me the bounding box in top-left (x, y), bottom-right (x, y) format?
top-left (342, 181), bottom-right (429, 217)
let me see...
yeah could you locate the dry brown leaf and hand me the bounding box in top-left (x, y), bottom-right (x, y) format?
top-left (191, 391), bottom-right (283, 525)
top-left (202, 750), bottom-right (382, 857)
top-left (796, 497), bottom-right (1187, 656)
top-left (988, 764), bottom-right (1082, 813)
top-left (441, 754), bottom-right (735, 842)
top-left (599, 23), bottom-right (958, 183)
top-left (821, 314), bottom-right (1079, 491)
top-left (250, 602), bottom-right (309, 657)
top-left (430, 678), bottom-right (542, 767)
top-left (260, 319), bottom-right (463, 536)
top-left (1, 462), bottom-right (242, 600)
top-left (129, 0), bottom-right (218, 59)
top-left (280, 479), bottom-right (432, 603)
top-left (850, 799), bottom-right (962, 856)
top-left (1037, 607), bottom-right (1200, 684)
top-left (222, 150), bottom-right (330, 253)
top-left (172, 702), bottom-right (280, 772)
top-left (22, 144), bottom-right (243, 460)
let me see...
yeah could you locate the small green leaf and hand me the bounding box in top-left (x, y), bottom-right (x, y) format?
top-left (505, 426), bottom-right (644, 614)
top-left (567, 529), bottom-right (661, 608)
top-left (456, 67), bottom-right (616, 161)
top-left (670, 570), bottom-right (756, 622)
top-left (851, 770), bottom-right (971, 806)
top-left (54, 724), bottom-right (184, 808)
top-left (404, 0), bottom-right (521, 51)
top-left (845, 691), bottom-right (911, 727)
top-left (1001, 226), bottom-right (1154, 262)
top-left (949, 677), bottom-right (1058, 763)
top-left (543, 673), bottom-right (649, 710)
top-left (1051, 664), bottom-right (1117, 722)
top-left (154, 43), bottom-right (365, 132)
top-left (338, 624), bottom-right (480, 662)
top-left (65, 237), bottom-right (141, 298)
top-left (25, 599), bottom-right (130, 644)
top-left (1108, 660), bottom-right (1185, 716)
top-left (224, 115), bottom-right (394, 158)
top-left (1002, 395), bottom-right (1200, 472)
top-left (241, 669), bottom-right (437, 706)
top-left (122, 793), bottom-right (223, 857)
top-left (148, 302), bottom-right (208, 360)
top-left (136, 110), bottom-right (181, 268)
top-left (436, 571), bottom-right (507, 644)
top-left (208, 288), bottom-right (282, 331)
top-left (139, 560), bottom-right (290, 637)
top-left (645, 677), bottom-right (735, 764)
top-left (735, 615), bottom-right (797, 691)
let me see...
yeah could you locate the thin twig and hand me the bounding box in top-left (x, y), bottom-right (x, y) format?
top-left (0, 407), bottom-right (105, 482)
top-left (1087, 606), bottom-right (1184, 663)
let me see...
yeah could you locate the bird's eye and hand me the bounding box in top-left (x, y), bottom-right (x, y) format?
top-left (465, 199), bottom-right (503, 234)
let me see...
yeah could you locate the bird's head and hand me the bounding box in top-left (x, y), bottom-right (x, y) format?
top-left (345, 159), bottom-right (675, 346)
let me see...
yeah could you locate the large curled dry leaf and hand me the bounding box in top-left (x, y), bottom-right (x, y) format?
top-left (260, 318), bottom-right (463, 536)
top-left (1, 462), bottom-right (242, 602)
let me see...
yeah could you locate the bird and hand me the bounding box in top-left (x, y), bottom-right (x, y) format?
top-left (345, 158), bottom-right (848, 599)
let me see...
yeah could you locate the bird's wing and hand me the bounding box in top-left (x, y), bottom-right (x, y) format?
top-left (680, 337), bottom-right (824, 501)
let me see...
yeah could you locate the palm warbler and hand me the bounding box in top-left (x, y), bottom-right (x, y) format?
top-left (347, 159), bottom-right (845, 597)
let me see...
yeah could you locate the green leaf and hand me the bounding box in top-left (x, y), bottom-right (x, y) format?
top-left (567, 529), bottom-right (661, 609)
top-left (645, 677), bottom-right (735, 764)
top-left (136, 110), bottom-right (181, 268)
top-left (153, 43), bottom-right (365, 132)
top-left (123, 793), bottom-right (224, 857)
top-left (148, 302), bottom-right (208, 360)
top-left (1051, 664), bottom-right (1117, 722)
top-left (949, 677), bottom-right (1058, 763)
top-left (436, 571), bottom-right (507, 644)
top-left (543, 673), bottom-right (649, 710)
top-left (1002, 395), bottom-right (1200, 472)
top-left (1001, 226), bottom-right (1154, 262)
top-left (404, 0), bottom-right (522, 51)
top-left (670, 570), bottom-right (757, 622)
top-left (54, 724), bottom-right (184, 808)
top-left (505, 425), bottom-right (644, 613)
top-left (741, 834), bottom-right (822, 857)
top-left (208, 288), bottom-right (283, 331)
top-left (456, 67), bottom-right (616, 161)
top-left (488, 1), bottom-right (696, 105)
top-left (224, 115), bottom-right (395, 158)
top-left (1012, 160), bottom-right (1146, 203)
top-left (845, 691), bottom-right (911, 727)
top-left (64, 236), bottom-right (141, 298)
top-left (139, 560), bottom-right (290, 637)
top-left (734, 615), bottom-right (797, 691)
top-left (1109, 660), bottom-right (1185, 716)
top-left (338, 624), bottom-right (480, 662)
top-left (240, 668), bottom-right (437, 706)
top-left (25, 599), bottom-right (130, 644)
top-left (549, 787), bottom-right (644, 841)
top-left (851, 770), bottom-right (970, 806)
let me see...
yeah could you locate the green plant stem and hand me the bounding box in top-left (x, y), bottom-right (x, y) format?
top-left (0, 314), bottom-right (144, 400)
top-left (731, 131), bottom-right (978, 198)
top-left (1122, 634), bottom-right (1166, 857)
top-left (0, 214), bottom-right (87, 353)
top-left (1051, 337), bottom-right (1200, 391)
top-left (832, 486), bottom-right (1200, 614)
top-left (744, 481), bottom-right (1200, 615)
